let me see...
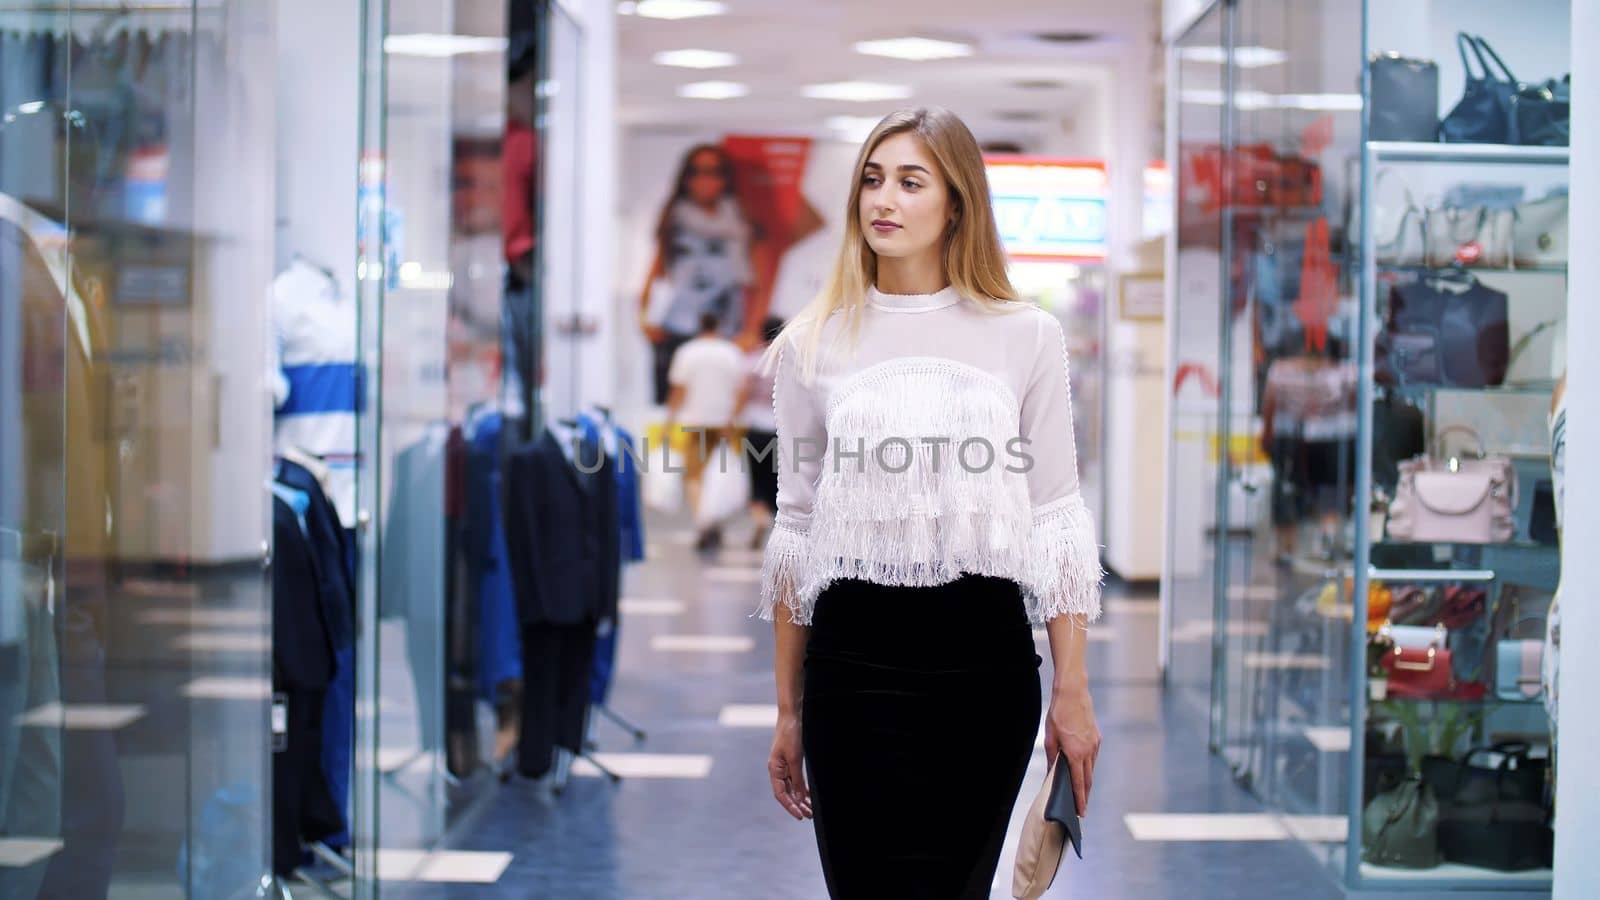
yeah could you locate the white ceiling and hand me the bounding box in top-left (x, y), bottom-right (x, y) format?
top-left (617, 0), bottom-right (1158, 149)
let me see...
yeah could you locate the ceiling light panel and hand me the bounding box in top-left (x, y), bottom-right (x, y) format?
top-left (1177, 46), bottom-right (1287, 68)
top-left (653, 49), bottom-right (738, 69)
top-left (679, 80), bottom-right (749, 100)
top-left (629, 0), bottom-right (727, 19)
top-left (384, 34), bottom-right (509, 57)
top-left (802, 81), bottom-right (914, 103)
top-left (853, 37), bottom-right (973, 61)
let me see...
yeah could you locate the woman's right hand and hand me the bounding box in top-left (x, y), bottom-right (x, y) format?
top-left (768, 713), bottom-right (812, 820)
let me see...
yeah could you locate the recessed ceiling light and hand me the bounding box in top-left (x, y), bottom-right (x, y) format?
top-left (1012, 79), bottom-right (1067, 91)
top-left (1177, 46), bottom-right (1287, 68)
top-left (679, 80), bottom-right (749, 100)
top-left (628, 0), bottom-right (727, 19)
top-left (802, 81), bottom-right (913, 103)
top-left (854, 37), bottom-right (973, 62)
top-left (384, 34), bottom-right (509, 57)
top-left (825, 115), bottom-right (882, 142)
top-left (653, 49), bottom-right (739, 69)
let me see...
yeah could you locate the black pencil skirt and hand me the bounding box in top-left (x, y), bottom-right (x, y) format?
top-left (802, 574), bottom-right (1043, 900)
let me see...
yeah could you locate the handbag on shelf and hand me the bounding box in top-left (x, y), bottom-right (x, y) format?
top-left (1367, 170), bottom-right (1427, 266)
top-left (1496, 641), bottom-right (1544, 701)
top-left (1424, 205), bottom-right (1514, 268)
top-left (1381, 644), bottom-right (1455, 698)
top-left (1440, 34), bottom-right (1519, 144)
top-left (1512, 192), bottom-right (1568, 268)
top-left (1380, 275), bottom-right (1509, 389)
top-left (1379, 621), bottom-right (1447, 651)
top-left (1439, 585), bottom-right (1488, 629)
top-left (1363, 775), bottom-right (1442, 868)
top-left (1387, 427), bottom-right (1517, 544)
top-left (1528, 479), bottom-right (1558, 545)
top-left (1512, 75), bottom-right (1571, 147)
top-left (1370, 52), bottom-right (1441, 142)
top-left (1012, 752), bottom-right (1082, 900)
top-left (1388, 586), bottom-right (1441, 626)
top-left (1425, 743), bottom-right (1547, 807)
top-left (1433, 743), bottom-right (1552, 871)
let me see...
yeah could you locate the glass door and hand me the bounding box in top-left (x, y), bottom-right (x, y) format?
top-left (1, 2), bottom-right (275, 897)
top-left (1164, 3), bottom-right (1230, 737)
top-left (351, 0), bottom-right (563, 892)
top-left (1212, 0), bottom-right (1363, 842)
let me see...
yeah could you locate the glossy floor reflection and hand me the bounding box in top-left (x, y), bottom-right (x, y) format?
top-left (393, 508), bottom-right (1357, 900)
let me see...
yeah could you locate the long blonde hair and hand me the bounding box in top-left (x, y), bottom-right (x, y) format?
top-left (761, 107), bottom-right (1020, 382)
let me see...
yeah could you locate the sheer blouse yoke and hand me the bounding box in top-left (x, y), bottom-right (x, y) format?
top-left (758, 284), bottom-right (1104, 626)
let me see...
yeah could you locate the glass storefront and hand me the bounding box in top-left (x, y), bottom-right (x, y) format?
top-left (1166, 0), bottom-right (1567, 891)
top-left (1, 2), bottom-right (275, 895)
top-left (1, 1), bottom-right (576, 895)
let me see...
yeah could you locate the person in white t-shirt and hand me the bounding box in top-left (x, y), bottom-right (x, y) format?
top-left (666, 311), bottom-right (747, 551)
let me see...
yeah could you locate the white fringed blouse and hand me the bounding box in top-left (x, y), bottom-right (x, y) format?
top-left (757, 284), bottom-right (1104, 626)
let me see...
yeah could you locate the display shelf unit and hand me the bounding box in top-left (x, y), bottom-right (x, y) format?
top-left (1368, 141), bottom-right (1570, 165)
top-left (1346, 16), bottom-right (1567, 895)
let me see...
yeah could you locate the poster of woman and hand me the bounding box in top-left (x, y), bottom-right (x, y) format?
top-left (637, 144), bottom-right (766, 405)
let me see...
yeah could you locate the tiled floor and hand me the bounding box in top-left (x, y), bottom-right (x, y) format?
top-left (408, 509), bottom-right (1355, 900)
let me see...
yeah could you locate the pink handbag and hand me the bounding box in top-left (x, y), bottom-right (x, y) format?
top-left (1386, 427), bottom-right (1516, 544)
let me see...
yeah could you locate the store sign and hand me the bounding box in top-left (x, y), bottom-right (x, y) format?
top-left (985, 157), bottom-right (1108, 261)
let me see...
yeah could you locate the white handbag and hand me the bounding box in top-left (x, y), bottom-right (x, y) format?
top-left (1513, 192), bottom-right (1568, 268)
top-left (1425, 206), bottom-right (1514, 268)
top-left (1368, 171), bottom-right (1426, 266)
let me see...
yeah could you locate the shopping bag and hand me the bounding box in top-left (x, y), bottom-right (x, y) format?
top-left (643, 447), bottom-right (684, 514)
top-left (695, 453), bottom-right (749, 528)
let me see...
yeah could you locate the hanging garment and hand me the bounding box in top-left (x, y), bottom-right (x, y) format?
top-left (465, 411), bottom-right (521, 701)
top-left (516, 622), bottom-right (598, 779)
top-left (270, 495), bottom-right (342, 875)
top-left (379, 428), bottom-right (448, 758)
top-left (271, 259), bottom-right (363, 526)
top-left (504, 427), bottom-right (612, 775)
top-left (503, 428), bottom-right (609, 627)
top-left (443, 425), bottom-right (483, 777)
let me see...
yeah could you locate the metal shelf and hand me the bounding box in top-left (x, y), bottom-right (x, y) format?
top-left (1368, 141), bottom-right (1570, 166)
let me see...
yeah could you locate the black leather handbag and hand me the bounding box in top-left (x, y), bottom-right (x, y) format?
top-left (1440, 34), bottom-right (1518, 144)
top-left (1431, 743), bottom-right (1552, 871)
top-left (1380, 275), bottom-right (1509, 389)
top-left (1512, 75), bottom-right (1570, 147)
top-left (1370, 52), bottom-right (1440, 142)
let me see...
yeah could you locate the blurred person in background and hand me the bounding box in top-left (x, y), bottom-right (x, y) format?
top-left (639, 144), bottom-right (767, 406)
top-left (665, 311), bottom-right (747, 553)
top-left (734, 316), bottom-right (786, 549)
top-left (1260, 334), bottom-right (1358, 565)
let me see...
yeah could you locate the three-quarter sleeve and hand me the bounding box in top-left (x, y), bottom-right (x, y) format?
top-left (757, 335), bottom-right (824, 623)
top-left (1016, 312), bottom-right (1103, 623)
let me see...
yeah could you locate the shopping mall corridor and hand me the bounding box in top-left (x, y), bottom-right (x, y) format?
top-left (397, 507), bottom-right (1347, 900)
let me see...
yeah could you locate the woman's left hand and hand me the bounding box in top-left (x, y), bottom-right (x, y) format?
top-left (1043, 682), bottom-right (1100, 816)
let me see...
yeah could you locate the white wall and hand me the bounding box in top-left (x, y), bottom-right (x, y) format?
top-left (1552, 0), bottom-right (1595, 895)
top-left (542, 0), bottom-right (618, 422)
top-left (274, 0), bottom-right (361, 285)
top-left (191, 3), bottom-right (278, 561)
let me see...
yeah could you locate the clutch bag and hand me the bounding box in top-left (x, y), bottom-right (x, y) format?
top-left (1012, 752), bottom-right (1083, 899)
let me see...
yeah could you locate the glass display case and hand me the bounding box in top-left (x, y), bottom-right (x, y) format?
top-left (1166, 0), bottom-right (1566, 892)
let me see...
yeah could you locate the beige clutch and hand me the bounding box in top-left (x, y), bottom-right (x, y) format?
top-left (1012, 753), bottom-right (1082, 899)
